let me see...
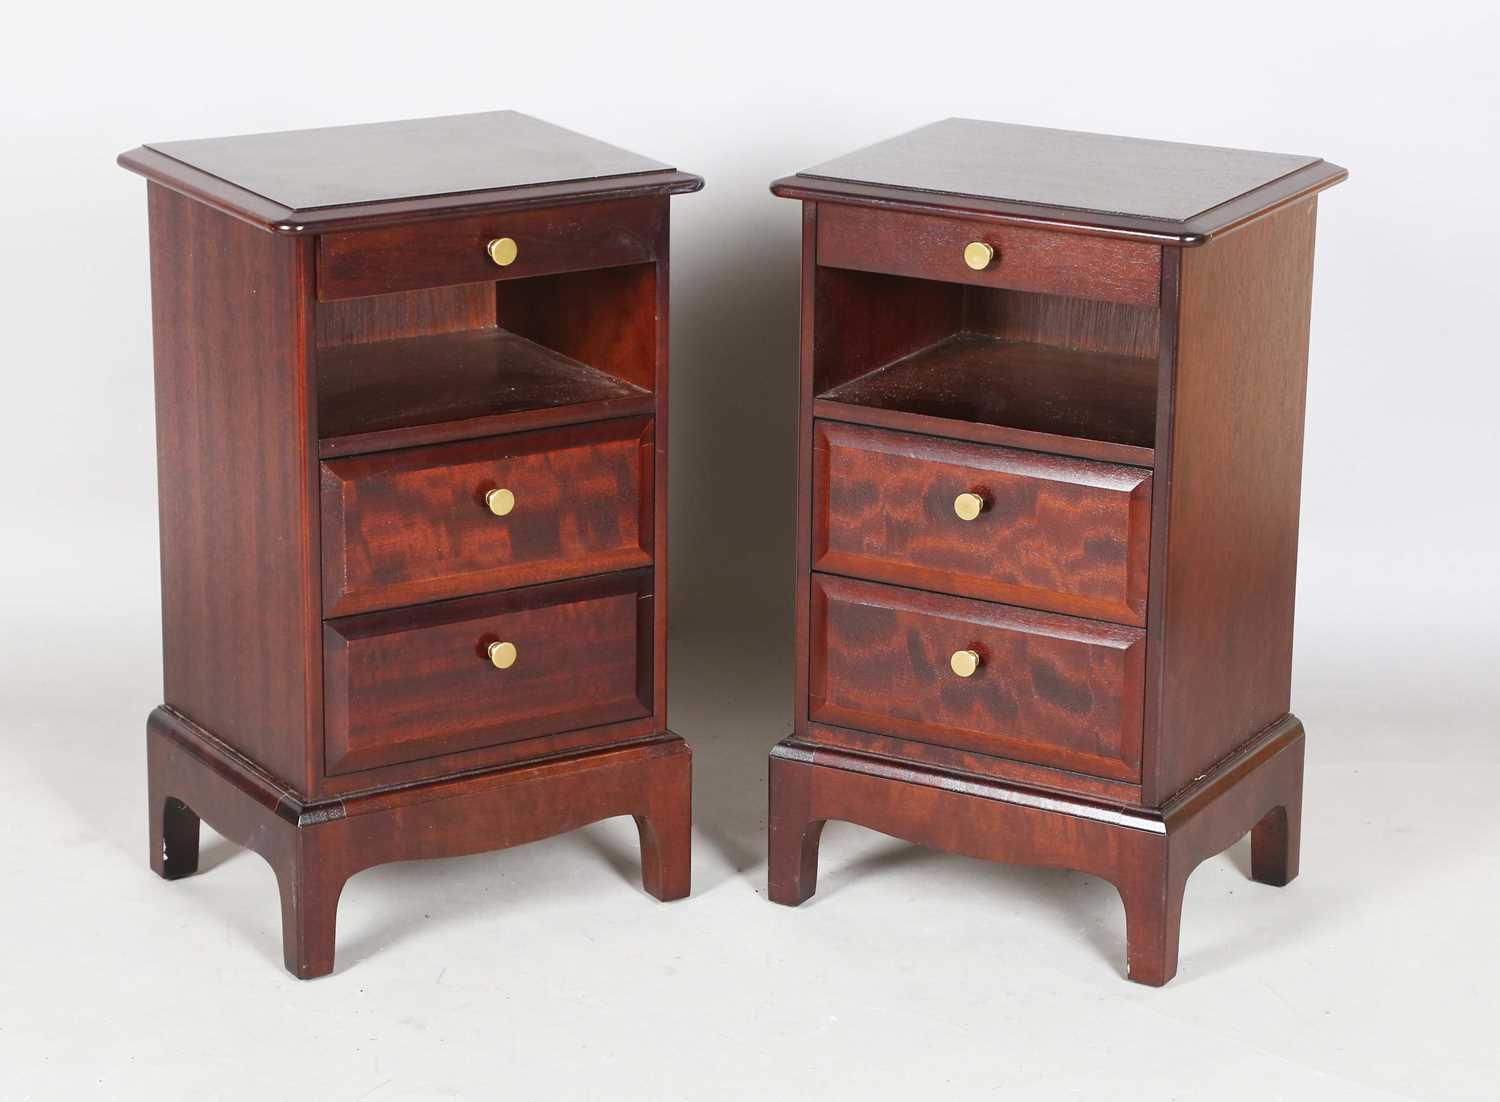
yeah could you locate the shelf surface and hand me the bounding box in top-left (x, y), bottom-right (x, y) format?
top-left (819, 334), bottom-right (1156, 459)
top-left (317, 328), bottom-right (651, 457)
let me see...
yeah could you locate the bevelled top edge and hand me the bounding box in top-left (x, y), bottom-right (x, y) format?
top-left (770, 159), bottom-right (1345, 246)
top-left (120, 143), bottom-right (703, 236)
top-left (773, 119), bottom-right (1344, 242)
top-left (120, 110), bottom-right (702, 232)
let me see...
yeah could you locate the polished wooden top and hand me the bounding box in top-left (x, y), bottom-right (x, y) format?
top-left (120, 111), bottom-right (702, 234)
top-left (774, 119), bottom-right (1345, 243)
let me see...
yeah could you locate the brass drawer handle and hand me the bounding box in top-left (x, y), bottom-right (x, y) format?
top-left (487, 641), bottom-right (518, 669)
top-left (963, 241), bottom-right (995, 271)
top-left (950, 649), bottom-right (981, 678)
top-left (485, 488), bottom-right (515, 516)
top-left (953, 492), bottom-right (986, 521)
top-left (486, 237), bottom-right (518, 266)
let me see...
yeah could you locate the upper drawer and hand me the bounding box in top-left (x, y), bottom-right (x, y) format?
top-left (817, 204), bottom-right (1161, 307)
top-left (810, 575), bottom-right (1145, 783)
top-left (324, 571), bottom-right (652, 776)
top-left (320, 418), bottom-right (653, 617)
top-left (317, 197), bottom-right (663, 301)
top-left (813, 421), bottom-right (1152, 626)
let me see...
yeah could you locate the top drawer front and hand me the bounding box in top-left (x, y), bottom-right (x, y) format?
top-left (813, 421), bottom-right (1152, 626)
top-left (317, 197), bottom-right (663, 301)
top-left (320, 418), bottom-right (653, 617)
top-left (817, 204), bottom-right (1161, 307)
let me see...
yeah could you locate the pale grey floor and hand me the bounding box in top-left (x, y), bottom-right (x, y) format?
top-left (2, 527), bottom-right (1496, 1101)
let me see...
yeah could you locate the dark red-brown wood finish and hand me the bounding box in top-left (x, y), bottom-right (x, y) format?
top-left (323, 572), bottom-right (655, 776)
top-left (119, 110), bottom-right (702, 235)
top-left (768, 716), bottom-right (1304, 986)
top-left (146, 183), bottom-right (322, 796)
top-left (149, 709), bottom-right (689, 979)
top-left (123, 112), bottom-right (701, 977)
top-left (319, 418), bottom-right (654, 617)
top-left (769, 119), bottom-right (1343, 984)
top-left (809, 576), bottom-right (1147, 782)
top-left (1142, 201), bottom-right (1319, 802)
top-left (812, 421), bottom-right (1152, 624)
top-left (316, 198), bottom-right (665, 301)
top-left (817, 202), bottom-right (1162, 306)
top-left (775, 118), bottom-right (1346, 245)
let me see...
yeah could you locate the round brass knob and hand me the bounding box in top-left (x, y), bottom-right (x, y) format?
top-left (485, 488), bottom-right (515, 517)
top-left (487, 641), bottom-right (518, 669)
top-left (963, 241), bottom-right (995, 271)
top-left (950, 649), bottom-right (981, 678)
top-left (486, 237), bottom-right (518, 266)
top-left (953, 492), bottom-right (985, 521)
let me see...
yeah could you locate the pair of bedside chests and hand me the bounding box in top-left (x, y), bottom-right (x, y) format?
top-left (120, 111), bottom-right (1344, 985)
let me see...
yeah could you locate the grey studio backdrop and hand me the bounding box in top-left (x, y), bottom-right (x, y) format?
top-left (2, 2), bottom-right (1496, 1098)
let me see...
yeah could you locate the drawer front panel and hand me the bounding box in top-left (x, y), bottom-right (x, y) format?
top-left (809, 575), bottom-right (1145, 782)
top-left (817, 203), bottom-right (1161, 307)
top-left (317, 197), bottom-right (663, 301)
top-left (813, 421), bottom-right (1152, 625)
top-left (320, 418), bottom-right (652, 617)
top-left (324, 572), bottom-right (652, 775)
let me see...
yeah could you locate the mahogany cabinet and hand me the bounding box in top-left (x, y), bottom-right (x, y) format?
top-left (120, 111), bottom-right (701, 977)
top-left (768, 119), bottom-right (1345, 984)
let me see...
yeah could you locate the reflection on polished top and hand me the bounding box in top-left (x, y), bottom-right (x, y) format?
top-left (796, 118), bottom-right (1323, 221)
top-left (143, 110), bottom-right (677, 211)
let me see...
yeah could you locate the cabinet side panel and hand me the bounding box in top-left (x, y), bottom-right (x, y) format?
top-left (1148, 199), bottom-right (1317, 802)
top-left (651, 203), bottom-right (669, 722)
top-left (793, 201), bottom-right (819, 734)
top-left (148, 182), bottom-right (319, 792)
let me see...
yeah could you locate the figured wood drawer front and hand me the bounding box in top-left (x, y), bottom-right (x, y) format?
top-left (813, 421), bottom-right (1152, 625)
top-left (324, 572), bottom-right (652, 775)
top-left (810, 576), bottom-right (1145, 782)
top-left (816, 203), bottom-right (1161, 307)
top-left (320, 418), bottom-right (652, 617)
top-left (317, 197), bottom-right (663, 301)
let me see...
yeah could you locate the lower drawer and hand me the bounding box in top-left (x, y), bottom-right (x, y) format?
top-left (809, 575), bottom-right (1145, 782)
top-left (323, 571), bottom-right (652, 775)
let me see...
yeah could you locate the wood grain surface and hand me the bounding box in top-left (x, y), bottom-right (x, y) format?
top-left (317, 197), bottom-right (662, 300)
top-left (804, 721), bottom-right (1143, 805)
top-left (1144, 199), bottom-right (1318, 802)
top-left (316, 283), bottom-right (496, 347)
top-left (320, 418), bottom-right (653, 617)
top-left (768, 715), bottom-right (1305, 985)
top-left (147, 182), bottom-right (321, 793)
top-left (129, 118), bottom-right (700, 977)
top-left (147, 111), bottom-right (675, 212)
top-left (963, 286), bottom-right (1160, 359)
top-left (323, 572), bottom-right (652, 775)
top-left (768, 127), bottom-right (1339, 984)
top-left (809, 575), bottom-right (1146, 782)
top-left (820, 333), bottom-right (1159, 452)
top-left (812, 421), bottom-right (1152, 624)
top-left (771, 118), bottom-right (1344, 244)
top-left (501, 261), bottom-right (659, 390)
top-left (819, 202), bottom-right (1161, 305)
top-left (316, 327), bottom-right (652, 456)
top-left (149, 708), bottom-right (689, 978)
top-left (120, 111), bottom-right (702, 235)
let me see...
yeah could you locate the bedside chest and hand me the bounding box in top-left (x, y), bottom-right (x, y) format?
top-left (120, 111), bottom-right (701, 978)
top-left (768, 119), bottom-right (1345, 984)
